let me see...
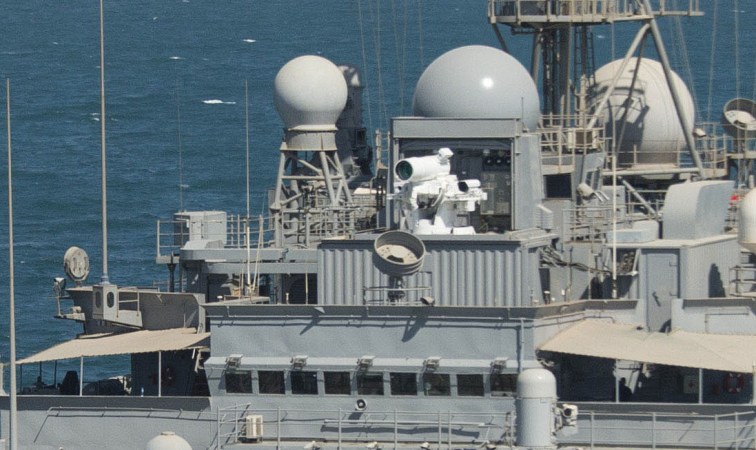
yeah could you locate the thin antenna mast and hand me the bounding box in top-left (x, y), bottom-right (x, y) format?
top-left (244, 80), bottom-right (262, 295)
top-left (7, 78), bottom-right (19, 450)
top-left (176, 84), bottom-right (185, 211)
top-left (245, 79), bottom-right (251, 220)
top-left (99, 0), bottom-right (110, 283)
top-left (243, 80), bottom-right (252, 295)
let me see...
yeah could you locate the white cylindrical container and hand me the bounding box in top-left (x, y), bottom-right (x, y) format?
top-left (516, 368), bottom-right (557, 449)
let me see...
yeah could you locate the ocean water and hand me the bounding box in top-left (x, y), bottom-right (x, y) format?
top-left (0, 0), bottom-right (753, 385)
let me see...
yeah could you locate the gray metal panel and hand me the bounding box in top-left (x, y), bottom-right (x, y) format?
top-left (319, 236), bottom-right (548, 307)
top-left (430, 246), bottom-right (513, 306)
top-left (209, 307), bottom-right (525, 363)
top-left (512, 134), bottom-right (545, 230)
top-left (678, 238), bottom-right (739, 299)
top-left (673, 297), bottom-right (756, 335)
top-left (392, 117), bottom-right (521, 139)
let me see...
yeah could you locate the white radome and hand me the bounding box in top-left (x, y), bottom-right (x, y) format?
top-left (274, 55), bottom-right (348, 131)
top-left (412, 45), bottom-right (540, 130)
top-left (590, 58), bottom-right (695, 166)
top-left (145, 431), bottom-right (193, 450)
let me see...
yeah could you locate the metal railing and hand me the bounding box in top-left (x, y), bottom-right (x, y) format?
top-left (729, 265), bottom-right (756, 297)
top-left (156, 214), bottom-right (272, 259)
top-left (489, 0), bottom-right (702, 23)
top-left (276, 207), bottom-right (360, 247)
top-left (539, 116), bottom-right (606, 174)
top-left (571, 410), bottom-right (756, 449)
top-left (212, 404), bottom-right (754, 450)
top-left (214, 405), bottom-right (513, 450)
top-left (157, 190), bottom-right (381, 257)
top-left (562, 205), bottom-right (616, 242)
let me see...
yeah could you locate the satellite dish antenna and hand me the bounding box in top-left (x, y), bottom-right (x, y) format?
top-left (373, 231), bottom-right (426, 277)
top-left (64, 246), bottom-right (90, 285)
top-left (721, 98), bottom-right (756, 145)
top-left (373, 231), bottom-right (426, 304)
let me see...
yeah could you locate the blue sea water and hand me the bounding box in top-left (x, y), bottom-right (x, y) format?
top-left (0, 0), bottom-right (753, 385)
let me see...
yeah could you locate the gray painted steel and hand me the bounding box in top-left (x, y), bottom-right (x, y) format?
top-left (2, 2), bottom-right (756, 449)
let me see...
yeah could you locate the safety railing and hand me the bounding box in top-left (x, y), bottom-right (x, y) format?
top-left (213, 405), bottom-right (513, 450)
top-left (562, 205), bottom-right (616, 242)
top-left (729, 264), bottom-right (756, 297)
top-left (539, 115), bottom-right (605, 175)
top-left (156, 214), bottom-right (272, 259)
top-left (157, 190), bottom-right (382, 257)
top-left (489, 0), bottom-right (702, 24)
top-left (276, 207), bottom-right (360, 247)
top-left (212, 404), bottom-right (754, 450)
top-left (569, 409), bottom-right (756, 449)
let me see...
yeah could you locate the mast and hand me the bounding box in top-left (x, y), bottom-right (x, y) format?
top-left (6, 78), bottom-right (18, 450)
top-left (99, 0), bottom-right (110, 283)
top-left (488, 0), bottom-right (710, 180)
top-left (245, 80), bottom-right (252, 293)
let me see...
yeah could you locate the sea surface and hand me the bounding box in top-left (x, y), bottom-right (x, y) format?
top-left (0, 0), bottom-right (753, 386)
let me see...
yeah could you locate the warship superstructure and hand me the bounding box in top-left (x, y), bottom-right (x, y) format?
top-left (2, 1), bottom-right (756, 449)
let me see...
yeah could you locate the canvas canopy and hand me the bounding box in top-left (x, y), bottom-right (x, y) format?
top-left (18, 328), bottom-right (209, 365)
top-left (539, 320), bottom-right (756, 374)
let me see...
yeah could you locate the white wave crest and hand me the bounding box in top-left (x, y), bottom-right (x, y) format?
top-left (203, 99), bottom-right (237, 105)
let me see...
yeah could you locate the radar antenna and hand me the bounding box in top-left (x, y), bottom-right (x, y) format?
top-left (373, 231), bottom-right (426, 303)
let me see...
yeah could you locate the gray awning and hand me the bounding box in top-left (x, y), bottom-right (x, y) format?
top-left (18, 328), bottom-right (209, 365)
top-left (539, 320), bottom-right (756, 373)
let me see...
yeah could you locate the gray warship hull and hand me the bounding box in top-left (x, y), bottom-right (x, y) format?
top-left (2, 0), bottom-right (756, 449)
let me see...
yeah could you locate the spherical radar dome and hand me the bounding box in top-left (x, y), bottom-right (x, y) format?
top-left (274, 55), bottom-right (348, 131)
top-left (590, 58), bottom-right (695, 165)
top-left (145, 431), bottom-right (192, 450)
top-left (412, 45), bottom-right (540, 130)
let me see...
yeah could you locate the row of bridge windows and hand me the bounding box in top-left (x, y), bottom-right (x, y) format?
top-left (224, 369), bottom-right (518, 397)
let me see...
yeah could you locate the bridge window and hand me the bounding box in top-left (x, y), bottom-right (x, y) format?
top-left (291, 371), bottom-right (318, 395)
top-left (225, 370), bottom-right (252, 394)
top-left (258, 370), bottom-right (285, 395)
top-left (457, 374), bottom-right (484, 396)
top-left (491, 373), bottom-right (517, 397)
top-left (324, 371), bottom-right (351, 395)
top-left (423, 373), bottom-right (451, 396)
top-left (357, 372), bottom-right (384, 395)
top-left (390, 373), bottom-right (417, 396)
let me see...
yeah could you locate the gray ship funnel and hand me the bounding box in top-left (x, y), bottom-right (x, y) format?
top-left (373, 231), bottom-right (426, 277)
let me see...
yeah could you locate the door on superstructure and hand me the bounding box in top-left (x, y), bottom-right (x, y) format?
top-left (643, 251), bottom-right (678, 332)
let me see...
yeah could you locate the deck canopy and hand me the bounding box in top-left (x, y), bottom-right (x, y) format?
top-left (18, 328), bottom-right (209, 365)
top-left (539, 320), bottom-right (756, 374)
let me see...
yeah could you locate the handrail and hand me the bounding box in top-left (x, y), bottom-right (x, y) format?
top-left (213, 404), bottom-right (755, 449)
top-left (488, 0), bottom-right (702, 22)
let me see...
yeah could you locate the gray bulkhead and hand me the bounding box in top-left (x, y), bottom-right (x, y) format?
top-left (318, 233), bottom-right (552, 306)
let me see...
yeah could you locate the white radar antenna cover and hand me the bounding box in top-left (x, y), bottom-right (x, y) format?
top-left (412, 45), bottom-right (540, 130)
top-left (63, 246), bottom-right (90, 283)
top-left (145, 431), bottom-right (193, 450)
top-left (274, 55), bottom-right (348, 131)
